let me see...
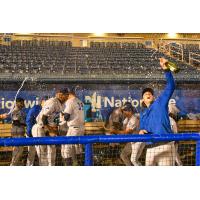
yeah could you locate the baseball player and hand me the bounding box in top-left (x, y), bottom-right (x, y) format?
top-left (139, 58), bottom-right (176, 166)
top-left (32, 88), bottom-right (69, 166)
top-left (104, 107), bottom-right (124, 131)
top-left (168, 102), bottom-right (183, 166)
top-left (61, 89), bottom-right (85, 166)
top-left (26, 96), bottom-right (48, 166)
top-left (58, 111), bottom-right (69, 165)
top-left (10, 97), bottom-right (26, 166)
top-left (110, 103), bottom-right (145, 166)
top-left (104, 107), bottom-right (124, 148)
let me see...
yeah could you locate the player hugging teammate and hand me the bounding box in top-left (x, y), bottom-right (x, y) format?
top-left (31, 87), bottom-right (84, 166)
top-left (32, 88), bottom-right (69, 166)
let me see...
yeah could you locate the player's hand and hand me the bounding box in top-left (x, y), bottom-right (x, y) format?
top-left (139, 130), bottom-right (148, 135)
top-left (0, 113), bottom-right (9, 119)
top-left (140, 99), bottom-right (146, 107)
top-left (159, 57), bottom-right (168, 70)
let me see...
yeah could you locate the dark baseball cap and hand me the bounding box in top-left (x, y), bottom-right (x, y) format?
top-left (16, 97), bottom-right (25, 102)
top-left (56, 87), bottom-right (70, 94)
top-left (142, 88), bottom-right (154, 96)
top-left (122, 103), bottom-right (134, 112)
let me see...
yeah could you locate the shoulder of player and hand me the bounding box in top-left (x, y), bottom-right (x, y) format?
top-left (65, 97), bottom-right (74, 103)
top-left (44, 97), bottom-right (55, 105)
top-left (47, 97), bottom-right (63, 107)
top-left (66, 97), bottom-right (82, 104)
top-left (64, 99), bottom-right (73, 107)
top-left (41, 98), bottom-right (56, 111)
top-left (72, 97), bottom-right (82, 103)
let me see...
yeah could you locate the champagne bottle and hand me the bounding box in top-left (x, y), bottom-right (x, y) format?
top-left (166, 61), bottom-right (180, 73)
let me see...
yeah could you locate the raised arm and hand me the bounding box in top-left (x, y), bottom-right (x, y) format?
top-left (158, 58), bottom-right (175, 106)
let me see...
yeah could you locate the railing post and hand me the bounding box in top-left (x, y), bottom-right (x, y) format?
top-left (84, 143), bottom-right (93, 166)
top-left (196, 140), bottom-right (200, 166)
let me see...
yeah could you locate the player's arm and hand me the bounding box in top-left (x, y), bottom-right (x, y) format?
top-left (111, 117), bottom-right (139, 134)
top-left (41, 115), bottom-right (56, 132)
top-left (158, 58), bottom-right (175, 106)
top-left (139, 113), bottom-right (148, 135)
top-left (41, 103), bottom-right (57, 130)
top-left (0, 113), bottom-right (9, 119)
top-left (62, 101), bottom-right (73, 122)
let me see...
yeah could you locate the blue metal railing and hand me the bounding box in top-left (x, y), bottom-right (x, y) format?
top-left (0, 133), bottom-right (200, 166)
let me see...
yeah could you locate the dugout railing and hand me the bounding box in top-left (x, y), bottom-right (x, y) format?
top-left (0, 133), bottom-right (200, 166)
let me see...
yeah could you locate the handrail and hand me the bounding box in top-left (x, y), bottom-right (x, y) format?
top-left (0, 133), bottom-right (199, 146)
top-left (1, 133), bottom-right (199, 166)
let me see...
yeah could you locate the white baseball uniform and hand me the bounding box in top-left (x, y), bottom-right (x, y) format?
top-left (61, 97), bottom-right (85, 159)
top-left (145, 141), bottom-right (176, 166)
top-left (120, 115), bottom-right (145, 166)
top-left (32, 97), bottom-right (64, 166)
top-left (144, 103), bottom-right (177, 166)
top-left (169, 103), bottom-right (183, 166)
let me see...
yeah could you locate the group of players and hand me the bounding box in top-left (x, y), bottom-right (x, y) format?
top-left (0, 57), bottom-right (182, 166)
top-left (1, 88), bottom-right (85, 166)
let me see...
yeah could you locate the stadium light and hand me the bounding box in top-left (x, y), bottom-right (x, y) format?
top-left (168, 33), bottom-right (178, 38)
top-left (16, 33), bottom-right (31, 34)
top-left (93, 33), bottom-right (105, 37)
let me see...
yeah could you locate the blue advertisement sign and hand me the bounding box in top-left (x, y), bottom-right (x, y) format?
top-left (0, 86), bottom-right (199, 121)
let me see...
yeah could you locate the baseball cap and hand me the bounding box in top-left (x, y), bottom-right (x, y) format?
top-left (56, 87), bottom-right (70, 94)
top-left (16, 97), bottom-right (25, 102)
top-left (142, 88), bottom-right (154, 96)
top-left (122, 103), bottom-right (134, 112)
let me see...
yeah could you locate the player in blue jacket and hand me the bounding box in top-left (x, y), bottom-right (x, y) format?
top-left (26, 105), bottom-right (42, 137)
top-left (26, 96), bottom-right (48, 166)
top-left (139, 58), bottom-right (176, 166)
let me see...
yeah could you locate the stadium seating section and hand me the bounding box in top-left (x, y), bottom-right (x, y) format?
top-left (0, 41), bottom-right (199, 81)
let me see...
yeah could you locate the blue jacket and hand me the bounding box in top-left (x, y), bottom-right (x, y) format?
top-left (140, 71), bottom-right (175, 135)
top-left (26, 105), bottom-right (42, 137)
